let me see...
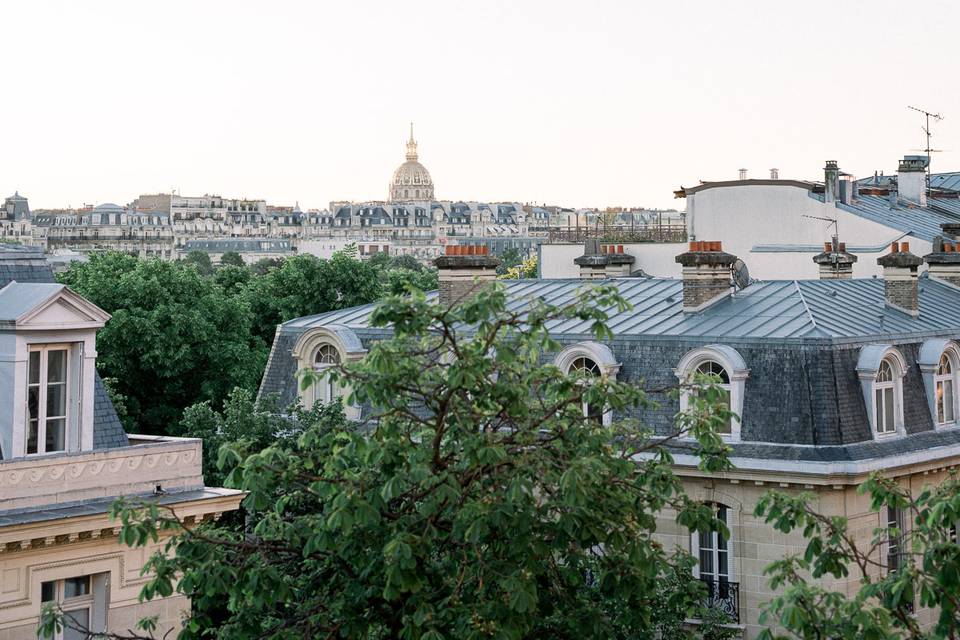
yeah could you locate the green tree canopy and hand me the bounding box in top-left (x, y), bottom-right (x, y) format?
top-left (183, 250), bottom-right (214, 276)
top-left (58, 253), bottom-right (266, 434)
top-left (219, 251), bottom-right (246, 268)
top-left (102, 282), bottom-right (737, 639)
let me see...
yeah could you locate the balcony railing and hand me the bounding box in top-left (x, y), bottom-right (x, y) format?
top-left (547, 225), bottom-right (687, 244)
top-left (701, 578), bottom-right (740, 623)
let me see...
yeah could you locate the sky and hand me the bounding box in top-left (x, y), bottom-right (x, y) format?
top-left (3, 0), bottom-right (959, 211)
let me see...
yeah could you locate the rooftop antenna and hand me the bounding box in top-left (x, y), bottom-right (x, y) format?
top-left (802, 214), bottom-right (840, 248)
top-left (907, 105), bottom-right (944, 187)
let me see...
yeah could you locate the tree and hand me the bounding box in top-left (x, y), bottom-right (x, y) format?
top-left (183, 250), bottom-right (214, 276)
top-left (242, 251), bottom-right (382, 345)
top-left (388, 254), bottom-right (425, 272)
top-left (496, 247), bottom-right (525, 275)
top-left (500, 255), bottom-right (538, 280)
top-left (58, 253), bottom-right (266, 434)
top-left (219, 251), bottom-right (246, 268)
top-left (251, 257), bottom-right (285, 276)
top-left (95, 282), bottom-right (738, 639)
top-left (384, 267), bottom-right (438, 296)
top-left (755, 473), bottom-right (960, 640)
top-left (213, 264), bottom-right (252, 293)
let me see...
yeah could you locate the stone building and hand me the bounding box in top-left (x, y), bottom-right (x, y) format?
top-left (31, 204), bottom-right (175, 259)
top-left (0, 245), bottom-right (242, 638)
top-left (1, 194), bottom-right (36, 247)
top-left (389, 124), bottom-right (435, 203)
top-left (257, 229), bottom-right (960, 637)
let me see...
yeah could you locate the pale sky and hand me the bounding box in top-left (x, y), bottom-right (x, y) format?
top-left (3, 0), bottom-right (958, 211)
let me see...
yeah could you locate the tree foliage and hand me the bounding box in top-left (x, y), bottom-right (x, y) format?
top-left (183, 250), bottom-right (214, 276)
top-left (219, 251), bottom-right (246, 268)
top-left (58, 253), bottom-right (265, 434)
top-left (756, 473), bottom-right (960, 640)
top-left (96, 282), bottom-right (738, 639)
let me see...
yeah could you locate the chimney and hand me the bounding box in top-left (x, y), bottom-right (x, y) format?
top-left (675, 241), bottom-right (737, 312)
top-left (823, 161), bottom-right (840, 203)
top-left (433, 244), bottom-right (501, 306)
top-left (812, 237), bottom-right (858, 279)
top-left (769, 168), bottom-right (779, 180)
top-left (924, 236), bottom-right (960, 288)
top-left (877, 242), bottom-right (923, 317)
top-left (738, 168), bottom-right (748, 180)
top-left (838, 174), bottom-right (857, 205)
top-left (573, 240), bottom-right (636, 279)
top-left (897, 155), bottom-right (928, 206)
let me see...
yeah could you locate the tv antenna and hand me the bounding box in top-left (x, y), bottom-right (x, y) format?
top-left (907, 105), bottom-right (944, 181)
top-left (802, 214), bottom-right (840, 246)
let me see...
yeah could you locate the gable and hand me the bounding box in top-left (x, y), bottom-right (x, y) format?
top-left (15, 287), bottom-right (111, 330)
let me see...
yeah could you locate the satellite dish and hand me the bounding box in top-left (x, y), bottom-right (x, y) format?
top-left (732, 259), bottom-right (751, 290)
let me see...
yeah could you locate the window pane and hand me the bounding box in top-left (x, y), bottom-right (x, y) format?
top-left (46, 383), bottom-right (66, 419)
top-left (41, 581), bottom-right (56, 602)
top-left (63, 608), bottom-right (89, 640)
top-left (884, 389), bottom-right (895, 432)
top-left (64, 576), bottom-right (90, 598)
top-left (29, 351), bottom-right (40, 384)
top-left (46, 419), bottom-right (66, 452)
top-left (938, 381), bottom-right (947, 423)
top-left (946, 381), bottom-right (955, 423)
top-left (47, 349), bottom-right (67, 383)
top-left (699, 544), bottom-right (714, 578)
top-left (717, 548), bottom-right (729, 578)
top-left (27, 419), bottom-right (38, 455)
top-left (717, 388), bottom-right (732, 434)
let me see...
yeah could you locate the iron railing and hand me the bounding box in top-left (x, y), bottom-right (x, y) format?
top-left (546, 225), bottom-right (687, 244)
top-left (701, 578), bottom-right (740, 623)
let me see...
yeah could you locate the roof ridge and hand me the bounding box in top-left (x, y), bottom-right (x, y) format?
top-left (792, 280), bottom-right (818, 333)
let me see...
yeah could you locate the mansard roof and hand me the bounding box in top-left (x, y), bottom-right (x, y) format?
top-left (281, 276), bottom-right (960, 344)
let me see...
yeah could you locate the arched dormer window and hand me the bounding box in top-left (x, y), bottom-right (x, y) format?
top-left (857, 345), bottom-right (908, 439)
top-left (555, 342), bottom-right (619, 426)
top-left (918, 339), bottom-right (960, 429)
top-left (675, 345), bottom-right (748, 442)
top-left (292, 325), bottom-right (367, 420)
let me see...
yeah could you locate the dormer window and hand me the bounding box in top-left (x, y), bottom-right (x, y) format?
top-left (312, 343), bottom-right (343, 405)
top-left (292, 325), bottom-right (367, 420)
top-left (675, 345), bottom-right (749, 442)
top-left (857, 345), bottom-right (907, 439)
top-left (874, 359), bottom-right (898, 436)
top-left (555, 342), bottom-right (620, 426)
top-left (936, 354), bottom-right (956, 425)
top-left (27, 345), bottom-right (70, 455)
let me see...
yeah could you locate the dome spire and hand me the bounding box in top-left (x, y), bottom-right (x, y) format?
top-left (405, 122), bottom-right (418, 161)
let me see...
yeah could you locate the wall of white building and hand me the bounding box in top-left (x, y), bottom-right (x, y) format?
top-left (539, 242), bottom-right (683, 279)
top-left (687, 184), bottom-right (931, 280)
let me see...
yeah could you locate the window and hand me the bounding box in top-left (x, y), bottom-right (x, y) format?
top-left (27, 345), bottom-right (70, 455)
top-left (887, 505), bottom-right (904, 572)
top-left (554, 342), bottom-right (620, 426)
top-left (675, 345), bottom-right (748, 442)
top-left (936, 353), bottom-right (957, 425)
top-left (311, 343), bottom-right (343, 405)
top-left (40, 575), bottom-right (94, 640)
top-left (568, 355), bottom-right (603, 423)
top-left (692, 503), bottom-right (740, 622)
top-left (874, 360), bottom-right (897, 435)
top-left (693, 361), bottom-right (732, 435)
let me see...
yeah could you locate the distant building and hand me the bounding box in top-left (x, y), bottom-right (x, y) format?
top-left (389, 124), bottom-right (435, 203)
top-left (31, 203), bottom-right (174, 259)
top-left (1, 193), bottom-right (36, 246)
top-left (181, 237), bottom-right (294, 264)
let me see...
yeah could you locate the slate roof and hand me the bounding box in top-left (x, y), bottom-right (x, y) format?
top-left (262, 275), bottom-right (960, 466)
top-left (836, 194), bottom-right (960, 242)
top-left (0, 245), bottom-right (128, 457)
top-left (282, 276), bottom-right (960, 344)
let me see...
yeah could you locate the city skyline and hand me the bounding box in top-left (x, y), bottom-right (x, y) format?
top-left (3, 0), bottom-right (959, 210)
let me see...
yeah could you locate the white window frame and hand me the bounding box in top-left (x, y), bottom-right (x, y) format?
top-left (554, 342), bottom-right (620, 427)
top-left (935, 352), bottom-right (957, 426)
top-left (41, 575), bottom-right (94, 640)
top-left (675, 345), bottom-right (749, 443)
top-left (857, 345), bottom-right (908, 440)
top-left (292, 325), bottom-right (367, 420)
top-left (26, 343), bottom-right (72, 456)
top-left (691, 503), bottom-right (734, 584)
top-left (311, 342), bottom-right (343, 406)
top-left (874, 359), bottom-right (899, 437)
top-left (918, 340), bottom-right (960, 430)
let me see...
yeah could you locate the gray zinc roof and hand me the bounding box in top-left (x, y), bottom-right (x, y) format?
top-left (0, 282), bottom-right (65, 322)
top-left (282, 276), bottom-right (960, 344)
top-left (836, 194), bottom-right (960, 242)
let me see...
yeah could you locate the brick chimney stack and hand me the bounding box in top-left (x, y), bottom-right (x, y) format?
top-left (675, 241), bottom-right (737, 312)
top-left (574, 239), bottom-right (635, 279)
top-left (433, 244), bottom-right (501, 306)
top-left (924, 235), bottom-right (960, 288)
top-left (812, 237), bottom-right (858, 279)
top-left (877, 242), bottom-right (923, 317)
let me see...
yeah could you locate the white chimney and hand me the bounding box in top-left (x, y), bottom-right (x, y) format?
top-left (897, 156), bottom-right (927, 206)
top-left (738, 168), bottom-right (748, 180)
top-left (769, 168), bottom-right (779, 179)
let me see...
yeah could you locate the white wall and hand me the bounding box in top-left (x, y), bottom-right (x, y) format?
top-left (687, 184), bottom-right (930, 280)
top-left (539, 243), bottom-right (684, 279)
